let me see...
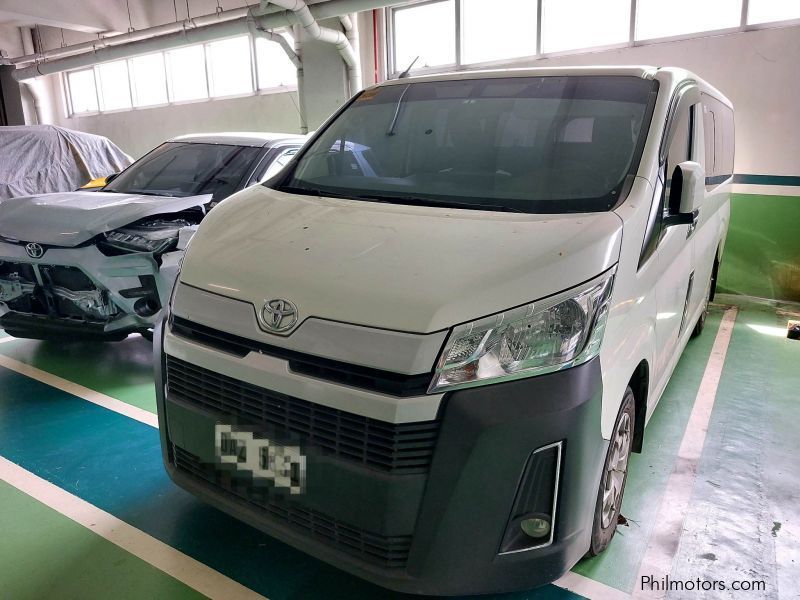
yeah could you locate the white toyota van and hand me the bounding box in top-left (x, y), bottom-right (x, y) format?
top-left (155, 66), bottom-right (732, 595)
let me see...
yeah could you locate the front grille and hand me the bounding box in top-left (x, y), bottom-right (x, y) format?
top-left (166, 356), bottom-right (440, 473)
top-left (170, 316), bottom-right (433, 397)
top-left (172, 445), bottom-right (412, 568)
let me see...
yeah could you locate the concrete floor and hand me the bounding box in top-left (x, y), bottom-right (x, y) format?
top-left (0, 294), bottom-right (798, 599)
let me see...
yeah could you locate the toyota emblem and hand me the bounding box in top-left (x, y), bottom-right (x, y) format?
top-left (261, 298), bottom-right (298, 332)
top-left (25, 242), bottom-right (45, 259)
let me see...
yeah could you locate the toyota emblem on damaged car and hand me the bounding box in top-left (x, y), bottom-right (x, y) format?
top-left (25, 242), bottom-right (45, 259)
top-left (261, 298), bottom-right (298, 332)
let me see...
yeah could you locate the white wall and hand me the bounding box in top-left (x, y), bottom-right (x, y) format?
top-left (487, 24), bottom-right (800, 178)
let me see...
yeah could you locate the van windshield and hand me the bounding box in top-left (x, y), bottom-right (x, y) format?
top-left (280, 76), bottom-right (657, 213)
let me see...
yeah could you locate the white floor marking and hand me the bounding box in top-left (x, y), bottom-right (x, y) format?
top-left (0, 354), bottom-right (158, 428)
top-left (0, 336), bottom-right (19, 344)
top-left (0, 457), bottom-right (266, 600)
top-left (555, 570), bottom-right (632, 600)
top-left (632, 307), bottom-right (738, 598)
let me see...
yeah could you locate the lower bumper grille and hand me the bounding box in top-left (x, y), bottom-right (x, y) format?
top-left (172, 445), bottom-right (412, 568)
top-left (165, 356), bottom-right (440, 473)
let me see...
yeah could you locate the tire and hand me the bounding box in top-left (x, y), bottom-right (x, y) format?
top-left (588, 387), bottom-right (635, 556)
top-left (691, 268), bottom-right (716, 338)
top-left (691, 296), bottom-right (708, 338)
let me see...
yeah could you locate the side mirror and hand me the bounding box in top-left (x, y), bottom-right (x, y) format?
top-left (664, 161), bottom-right (704, 228)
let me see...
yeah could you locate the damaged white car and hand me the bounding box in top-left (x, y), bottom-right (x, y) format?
top-left (0, 132), bottom-right (303, 341)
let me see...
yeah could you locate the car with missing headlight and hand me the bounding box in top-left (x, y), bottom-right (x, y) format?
top-left (0, 132), bottom-right (304, 341)
top-left (155, 67), bottom-right (733, 595)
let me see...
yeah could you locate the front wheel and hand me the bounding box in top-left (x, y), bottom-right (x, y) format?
top-left (588, 387), bottom-right (635, 556)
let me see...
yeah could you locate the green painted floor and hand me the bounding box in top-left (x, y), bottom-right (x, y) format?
top-left (0, 294), bottom-right (798, 599)
top-left (0, 481), bottom-right (205, 600)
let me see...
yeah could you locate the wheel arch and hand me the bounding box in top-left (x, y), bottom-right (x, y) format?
top-left (628, 360), bottom-right (649, 453)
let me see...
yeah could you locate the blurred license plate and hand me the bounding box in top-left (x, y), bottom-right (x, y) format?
top-left (214, 424), bottom-right (306, 495)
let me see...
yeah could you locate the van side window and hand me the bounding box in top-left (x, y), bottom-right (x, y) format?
top-left (640, 101), bottom-right (695, 268)
top-left (702, 104), bottom-right (716, 175)
top-left (664, 105), bottom-right (693, 214)
top-left (701, 93), bottom-right (734, 188)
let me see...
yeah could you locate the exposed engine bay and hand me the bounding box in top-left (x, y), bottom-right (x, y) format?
top-left (0, 215), bottom-right (199, 325)
top-left (0, 261), bottom-right (118, 322)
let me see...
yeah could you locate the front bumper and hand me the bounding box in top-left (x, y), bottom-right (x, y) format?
top-left (0, 241), bottom-right (182, 340)
top-left (155, 321), bottom-right (606, 596)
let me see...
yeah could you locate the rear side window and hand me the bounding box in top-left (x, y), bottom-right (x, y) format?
top-left (701, 93), bottom-right (734, 187)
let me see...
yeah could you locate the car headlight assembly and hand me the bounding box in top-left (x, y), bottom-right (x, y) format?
top-left (99, 219), bottom-right (189, 255)
top-left (430, 269), bottom-right (616, 393)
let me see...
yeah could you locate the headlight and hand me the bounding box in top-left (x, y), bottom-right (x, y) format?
top-left (99, 219), bottom-right (189, 255)
top-left (430, 269), bottom-right (615, 392)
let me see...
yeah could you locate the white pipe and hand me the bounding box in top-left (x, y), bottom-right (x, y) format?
top-left (18, 28), bottom-right (46, 124)
top-left (245, 13), bottom-right (301, 69)
top-left (265, 0), bottom-right (361, 95)
top-left (293, 24), bottom-right (309, 134)
top-left (246, 12), bottom-right (307, 133)
top-left (345, 12), bottom-right (361, 93)
top-left (12, 0), bottom-right (383, 85)
top-left (9, 7), bottom-right (257, 66)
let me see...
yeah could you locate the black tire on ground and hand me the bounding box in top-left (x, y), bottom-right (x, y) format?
top-left (588, 387), bottom-right (635, 557)
top-left (691, 299), bottom-right (708, 338)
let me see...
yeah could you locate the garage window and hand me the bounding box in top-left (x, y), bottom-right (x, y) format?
top-left (541, 0), bottom-right (630, 53)
top-left (206, 36), bottom-right (254, 98)
top-left (255, 35), bottom-right (298, 90)
top-left (393, 0), bottom-right (456, 70)
top-left (166, 45), bottom-right (209, 102)
top-left (66, 68), bottom-right (99, 114)
top-left (388, 0), bottom-right (795, 76)
top-left (635, 0), bottom-right (742, 40)
top-left (747, 0), bottom-right (800, 24)
top-left (64, 30), bottom-right (296, 117)
top-left (129, 53), bottom-right (168, 107)
top-left (95, 61), bottom-right (132, 112)
top-left (462, 0), bottom-right (536, 64)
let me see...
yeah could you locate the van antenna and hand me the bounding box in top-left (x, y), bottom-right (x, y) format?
top-left (398, 56), bottom-right (419, 79)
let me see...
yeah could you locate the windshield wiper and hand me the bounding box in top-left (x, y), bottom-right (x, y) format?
top-left (362, 195), bottom-right (525, 213)
top-left (123, 189), bottom-right (182, 198)
top-left (279, 186), bottom-right (523, 213)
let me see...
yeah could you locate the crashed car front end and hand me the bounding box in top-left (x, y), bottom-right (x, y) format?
top-left (0, 216), bottom-right (197, 341)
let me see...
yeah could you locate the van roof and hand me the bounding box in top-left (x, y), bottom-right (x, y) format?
top-left (377, 65), bottom-right (661, 86)
top-left (374, 65), bottom-right (732, 108)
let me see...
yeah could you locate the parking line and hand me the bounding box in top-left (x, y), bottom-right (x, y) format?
top-left (0, 355), bottom-right (158, 427)
top-left (0, 456), bottom-right (266, 600)
top-left (555, 571), bottom-right (631, 600)
top-left (632, 307), bottom-right (738, 598)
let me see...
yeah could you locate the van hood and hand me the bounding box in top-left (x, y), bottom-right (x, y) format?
top-left (180, 187), bottom-right (623, 334)
top-left (0, 191), bottom-right (210, 247)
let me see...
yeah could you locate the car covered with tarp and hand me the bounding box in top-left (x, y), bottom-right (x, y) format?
top-left (0, 125), bottom-right (132, 199)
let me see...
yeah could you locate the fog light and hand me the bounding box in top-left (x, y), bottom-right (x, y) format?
top-left (520, 516), bottom-right (551, 539)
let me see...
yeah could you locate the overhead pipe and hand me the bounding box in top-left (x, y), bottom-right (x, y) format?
top-left (8, 7), bottom-right (263, 66)
top-left (246, 13), bottom-right (307, 133)
top-left (11, 0), bottom-right (402, 85)
top-left (264, 0), bottom-right (361, 95)
top-left (293, 24), bottom-right (309, 134)
top-left (245, 12), bottom-right (301, 69)
top-left (18, 27), bottom-right (48, 124)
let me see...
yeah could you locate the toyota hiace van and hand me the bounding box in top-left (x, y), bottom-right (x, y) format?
top-left (154, 66), bottom-right (733, 595)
